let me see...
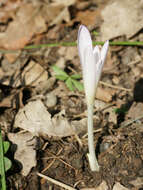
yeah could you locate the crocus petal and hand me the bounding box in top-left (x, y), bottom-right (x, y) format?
top-left (83, 46), bottom-right (97, 105)
top-left (94, 41), bottom-right (109, 88)
top-left (78, 25), bottom-right (109, 105)
top-left (93, 46), bottom-right (100, 63)
top-left (77, 25), bottom-right (93, 67)
top-left (94, 59), bottom-right (102, 86)
top-left (101, 40), bottom-right (109, 64)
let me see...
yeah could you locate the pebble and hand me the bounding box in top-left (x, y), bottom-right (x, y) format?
top-left (44, 93), bottom-right (57, 108)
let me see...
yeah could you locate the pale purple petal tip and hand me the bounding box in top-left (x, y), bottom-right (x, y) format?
top-left (77, 25), bottom-right (93, 67)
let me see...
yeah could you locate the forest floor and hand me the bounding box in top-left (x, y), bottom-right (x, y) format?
top-left (0, 0), bottom-right (143, 189)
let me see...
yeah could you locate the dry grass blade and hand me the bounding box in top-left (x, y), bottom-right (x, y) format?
top-left (37, 172), bottom-right (77, 190)
top-left (99, 81), bottom-right (132, 92)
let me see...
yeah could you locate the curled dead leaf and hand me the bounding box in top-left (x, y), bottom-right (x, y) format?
top-left (8, 132), bottom-right (37, 176)
top-left (14, 100), bottom-right (86, 138)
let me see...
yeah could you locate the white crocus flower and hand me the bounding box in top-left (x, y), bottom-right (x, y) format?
top-left (78, 25), bottom-right (109, 171)
top-left (78, 25), bottom-right (109, 105)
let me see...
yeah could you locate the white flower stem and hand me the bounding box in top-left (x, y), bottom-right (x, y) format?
top-left (87, 103), bottom-right (100, 171)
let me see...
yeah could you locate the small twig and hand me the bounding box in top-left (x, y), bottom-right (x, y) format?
top-left (42, 148), bottom-right (63, 172)
top-left (42, 150), bottom-right (75, 172)
top-left (120, 115), bottom-right (143, 129)
top-left (46, 156), bottom-right (75, 170)
top-left (42, 142), bottom-right (49, 150)
top-left (74, 180), bottom-right (84, 188)
top-left (67, 66), bottom-right (77, 74)
top-left (37, 172), bottom-right (76, 190)
top-left (127, 57), bottom-right (141, 65)
top-left (99, 103), bottom-right (115, 112)
top-left (82, 129), bottom-right (102, 139)
top-left (74, 134), bottom-right (83, 147)
top-left (41, 159), bottom-right (55, 173)
top-left (99, 81), bottom-right (132, 92)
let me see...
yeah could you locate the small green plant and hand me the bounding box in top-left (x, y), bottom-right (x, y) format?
top-left (92, 30), bottom-right (99, 36)
top-left (113, 107), bottom-right (128, 114)
top-left (52, 65), bottom-right (84, 91)
top-left (0, 129), bottom-right (12, 190)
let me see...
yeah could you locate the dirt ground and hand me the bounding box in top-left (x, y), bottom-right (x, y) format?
top-left (0, 0), bottom-right (143, 190)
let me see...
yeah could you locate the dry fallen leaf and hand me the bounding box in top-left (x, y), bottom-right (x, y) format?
top-left (129, 177), bottom-right (143, 187)
top-left (127, 102), bottom-right (143, 120)
top-left (4, 51), bottom-right (21, 63)
top-left (55, 57), bottom-right (66, 70)
top-left (50, 7), bottom-right (70, 25)
top-left (14, 100), bottom-right (86, 137)
top-left (58, 47), bottom-right (67, 56)
top-left (0, 85), bottom-right (22, 108)
top-left (81, 180), bottom-right (108, 190)
top-left (103, 49), bottom-right (119, 75)
top-left (103, 106), bottom-right (117, 124)
top-left (41, 3), bottom-right (71, 26)
top-left (71, 10), bottom-right (101, 27)
top-left (13, 60), bottom-right (48, 87)
top-left (34, 77), bottom-right (56, 95)
top-left (94, 100), bottom-right (107, 111)
top-left (0, 0), bottom-right (21, 23)
top-left (0, 93), bottom-right (15, 108)
top-left (95, 181), bottom-right (108, 190)
top-left (51, 0), bottom-right (76, 7)
top-left (100, 0), bottom-right (143, 40)
top-left (0, 3), bottom-right (46, 50)
top-left (96, 87), bottom-right (115, 102)
top-left (8, 132), bottom-right (37, 176)
top-left (0, 58), bottom-right (45, 89)
top-left (65, 47), bottom-right (77, 61)
top-left (112, 182), bottom-right (129, 190)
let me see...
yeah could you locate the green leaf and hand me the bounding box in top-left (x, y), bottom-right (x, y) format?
top-left (65, 78), bottom-right (75, 91)
top-left (0, 158), bottom-right (2, 176)
top-left (0, 157), bottom-right (12, 175)
top-left (92, 30), bottom-right (99, 36)
top-left (71, 79), bottom-right (84, 91)
top-left (3, 141), bottom-right (10, 154)
top-left (55, 75), bottom-right (68, 81)
top-left (0, 130), bottom-right (7, 189)
top-left (71, 74), bottom-right (82, 79)
top-left (52, 65), bottom-right (69, 78)
top-left (113, 107), bottom-right (127, 114)
top-left (4, 157), bottom-right (12, 172)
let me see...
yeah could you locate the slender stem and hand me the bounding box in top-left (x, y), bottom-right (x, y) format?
top-left (93, 41), bottom-right (143, 46)
top-left (0, 40), bottom-right (143, 54)
top-left (23, 41), bottom-right (143, 49)
top-left (87, 104), bottom-right (99, 171)
top-left (0, 129), bottom-right (6, 190)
